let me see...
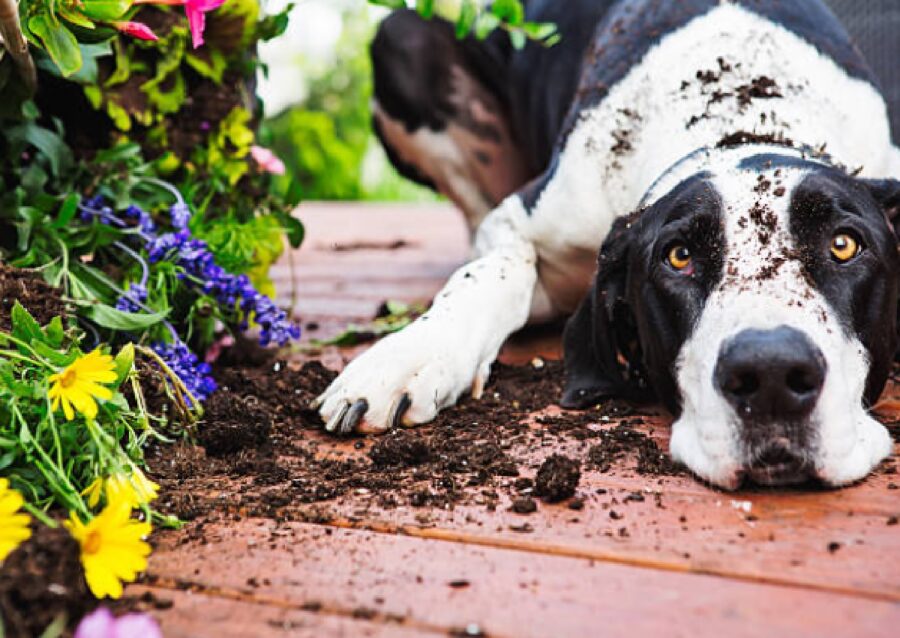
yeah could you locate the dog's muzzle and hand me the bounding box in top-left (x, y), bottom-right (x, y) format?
top-left (715, 326), bottom-right (827, 485)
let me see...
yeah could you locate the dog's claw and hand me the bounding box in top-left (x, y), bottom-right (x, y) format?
top-left (341, 399), bottom-right (369, 435)
top-left (389, 393), bottom-right (412, 429)
top-left (325, 401), bottom-right (350, 433)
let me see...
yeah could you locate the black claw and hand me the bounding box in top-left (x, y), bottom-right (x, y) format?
top-left (325, 401), bottom-right (350, 433)
top-left (389, 393), bottom-right (412, 429)
top-left (340, 399), bottom-right (369, 435)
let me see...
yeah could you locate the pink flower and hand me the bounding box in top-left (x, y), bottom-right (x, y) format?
top-left (185, 0), bottom-right (226, 48)
top-left (112, 21), bottom-right (159, 41)
top-left (75, 608), bottom-right (162, 638)
top-left (250, 145), bottom-right (286, 176)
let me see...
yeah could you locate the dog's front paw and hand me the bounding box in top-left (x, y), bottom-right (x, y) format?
top-left (314, 321), bottom-right (491, 435)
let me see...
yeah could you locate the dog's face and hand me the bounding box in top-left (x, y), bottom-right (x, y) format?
top-left (563, 151), bottom-right (900, 489)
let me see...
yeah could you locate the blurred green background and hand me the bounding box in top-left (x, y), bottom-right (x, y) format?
top-left (256, 0), bottom-right (439, 202)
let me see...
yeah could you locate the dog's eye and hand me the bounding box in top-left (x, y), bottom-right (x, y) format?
top-left (667, 244), bottom-right (692, 271)
top-left (830, 233), bottom-right (861, 263)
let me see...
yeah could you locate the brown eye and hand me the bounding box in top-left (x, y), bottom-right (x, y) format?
top-left (830, 233), bottom-right (860, 263)
top-left (667, 244), bottom-right (692, 271)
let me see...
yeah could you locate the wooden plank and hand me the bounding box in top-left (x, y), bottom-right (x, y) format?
top-left (127, 585), bottom-right (432, 638)
top-left (143, 519), bottom-right (900, 638)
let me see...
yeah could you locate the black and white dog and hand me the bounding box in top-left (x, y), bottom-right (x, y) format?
top-left (315, 0), bottom-right (900, 489)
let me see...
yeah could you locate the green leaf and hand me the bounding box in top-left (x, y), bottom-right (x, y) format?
top-left (57, 4), bottom-right (96, 30)
top-left (509, 29), bottom-right (526, 50)
top-left (185, 49), bottom-right (227, 83)
top-left (113, 343), bottom-right (135, 386)
top-left (455, 0), bottom-right (477, 38)
top-left (79, 0), bottom-right (132, 21)
top-left (281, 215), bottom-right (305, 249)
top-left (43, 316), bottom-right (65, 349)
top-left (522, 21), bottom-right (558, 41)
top-left (11, 302), bottom-right (44, 345)
top-left (415, 0), bottom-right (435, 19)
top-left (28, 14), bottom-right (82, 77)
top-left (368, 0), bottom-right (407, 8)
top-left (6, 122), bottom-right (75, 177)
top-left (85, 304), bottom-right (168, 331)
top-left (474, 13), bottom-right (501, 40)
top-left (52, 193), bottom-right (79, 229)
top-left (32, 341), bottom-right (76, 367)
top-left (490, 0), bottom-right (524, 25)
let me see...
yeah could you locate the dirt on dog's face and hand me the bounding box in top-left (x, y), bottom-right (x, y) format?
top-left (563, 150), bottom-right (900, 489)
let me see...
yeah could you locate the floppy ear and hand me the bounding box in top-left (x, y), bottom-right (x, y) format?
top-left (561, 216), bottom-right (649, 408)
top-left (862, 178), bottom-right (900, 238)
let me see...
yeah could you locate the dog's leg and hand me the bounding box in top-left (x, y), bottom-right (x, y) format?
top-left (370, 10), bottom-right (533, 232)
top-left (315, 196), bottom-right (537, 434)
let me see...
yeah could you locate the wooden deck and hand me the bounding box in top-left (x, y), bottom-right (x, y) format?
top-left (134, 203), bottom-right (900, 637)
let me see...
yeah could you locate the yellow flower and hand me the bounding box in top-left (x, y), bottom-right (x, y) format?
top-left (82, 469), bottom-right (160, 509)
top-left (107, 469), bottom-right (160, 508)
top-left (66, 496), bottom-right (152, 599)
top-left (48, 349), bottom-right (117, 421)
top-left (0, 478), bottom-right (31, 562)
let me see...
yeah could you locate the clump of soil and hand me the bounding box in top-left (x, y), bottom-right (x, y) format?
top-left (0, 524), bottom-right (96, 637)
top-left (199, 391), bottom-right (273, 456)
top-left (534, 455), bottom-right (581, 502)
top-left (0, 264), bottom-right (68, 331)
top-left (511, 497), bottom-right (538, 514)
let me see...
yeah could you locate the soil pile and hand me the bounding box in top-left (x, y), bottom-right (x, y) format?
top-left (0, 524), bottom-right (96, 637)
top-left (0, 264), bottom-right (68, 331)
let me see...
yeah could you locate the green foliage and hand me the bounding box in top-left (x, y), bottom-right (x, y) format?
top-left (0, 303), bottom-right (174, 518)
top-left (367, 0), bottom-right (559, 47)
top-left (17, 0), bottom-right (132, 78)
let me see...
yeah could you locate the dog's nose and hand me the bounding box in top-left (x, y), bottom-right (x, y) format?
top-left (715, 326), bottom-right (826, 422)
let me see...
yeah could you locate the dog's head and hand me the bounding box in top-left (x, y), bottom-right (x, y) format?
top-left (563, 149), bottom-right (900, 489)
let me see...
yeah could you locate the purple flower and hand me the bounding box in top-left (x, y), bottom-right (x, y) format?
top-left (115, 283), bottom-right (148, 313)
top-left (75, 608), bottom-right (162, 638)
top-left (148, 230), bottom-right (300, 346)
top-left (153, 340), bottom-right (218, 402)
top-left (77, 188), bottom-right (301, 356)
top-left (170, 202), bottom-right (191, 230)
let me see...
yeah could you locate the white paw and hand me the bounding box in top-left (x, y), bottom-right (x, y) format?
top-left (314, 319), bottom-right (493, 435)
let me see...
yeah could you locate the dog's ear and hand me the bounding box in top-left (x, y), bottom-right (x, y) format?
top-left (561, 215), bottom-right (648, 408)
top-left (861, 178), bottom-right (900, 238)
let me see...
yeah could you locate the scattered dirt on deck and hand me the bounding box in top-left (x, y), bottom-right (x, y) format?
top-left (0, 264), bottom-right (68, 331)
top-left (147, 349), bottom-right (684, 532)
top-left (0, 524), bottom-right (96, 637)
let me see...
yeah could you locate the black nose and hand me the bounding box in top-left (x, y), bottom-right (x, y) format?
top-left (715, 326), bottom-right (826, 422)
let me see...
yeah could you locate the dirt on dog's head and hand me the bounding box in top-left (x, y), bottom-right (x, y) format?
top-left (563, 146), bottom-right (900, 489)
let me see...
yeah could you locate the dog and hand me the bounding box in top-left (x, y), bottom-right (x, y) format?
top-left (315, 0), bottom-right (900, 489)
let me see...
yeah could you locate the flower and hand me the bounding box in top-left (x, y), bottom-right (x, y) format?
top-left (147, 230), bottom-right (301, 346)
top-left (0, 478), bottom-right (31, 562)
top-left (185, 0), bottom-right (226, 48)
top-left (152, 340), bottom-right (217, 402)
top-left (115, 283), bottom-right (148, 313)
top-left (66, 497), bottom-right (152, 599)
top-left (170, 202), bottom-right (191, 230)
top-left (48, 350), bottom-right (118, 421)
top-left (112, 21), bottom-right (159, 41)
top-left (83, 469), bottom-right (160, 509)
top-left (250, 145), bottom-right (286, 176)
top-left (75, 607), bottom-right (162, 638)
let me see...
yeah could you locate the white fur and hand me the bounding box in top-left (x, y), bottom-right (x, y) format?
top-left (320, 3), bottom-right (900, 462)
top-left (669, 149), bottom-right (893, 488)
